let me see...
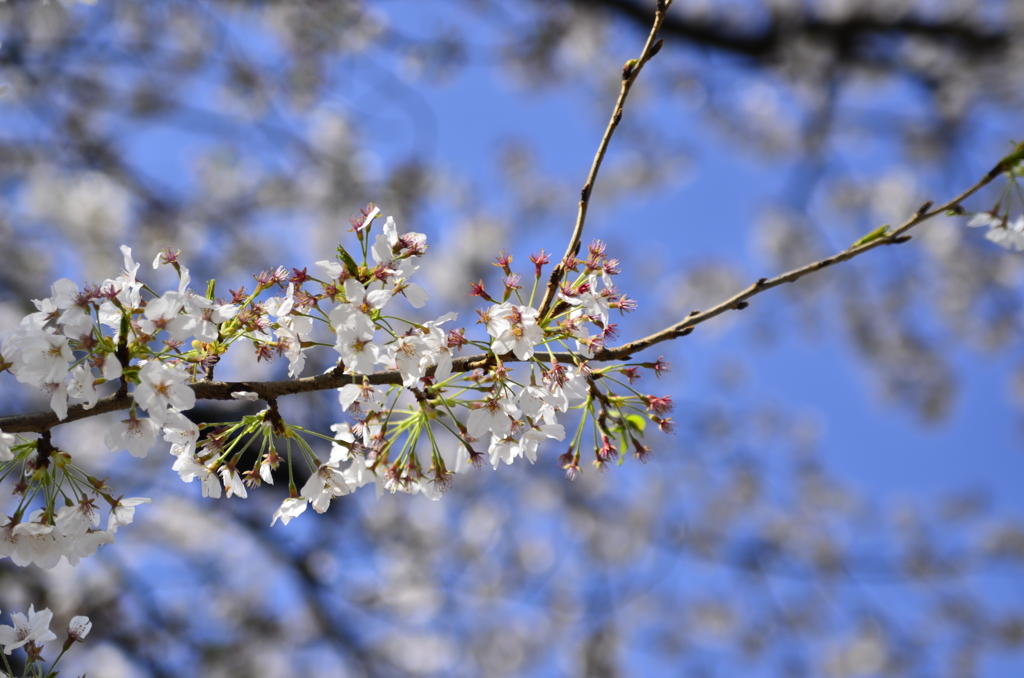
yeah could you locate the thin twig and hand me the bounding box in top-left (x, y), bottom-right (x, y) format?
top-left (536, 0), bottom-right (674, 321)
top-left (599, 158), bottom-right (1007, 360)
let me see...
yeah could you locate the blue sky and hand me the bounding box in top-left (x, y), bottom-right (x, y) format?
top-left (4, 1), bottom-right (1023, 674)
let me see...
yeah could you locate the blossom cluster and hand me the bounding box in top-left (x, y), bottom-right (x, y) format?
top-left (0, 206), bottom-right (674, 568)
top-left (967, 212), bottom-right (1024, 250)
top-left (967, 157), bottom-right (1024, 250)
top-left (0, 606), bottom-right (91, 677)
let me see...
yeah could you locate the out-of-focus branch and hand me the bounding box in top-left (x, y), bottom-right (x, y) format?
top-left (537, 0), bottom-right (674, 321)
top-left (569, 0), bottom-right (1009, 70)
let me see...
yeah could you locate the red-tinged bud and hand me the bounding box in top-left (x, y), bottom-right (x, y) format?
top-left (529, 249), bottom-right (551, 277)
top-left (242, 466), bottom-right (262, 487)
top-left (644, 395), bottom-right (674, 416)
top-left (466, 443), bottom-right (485, 468)
top-left (447, 327), bottom-right (468, 350)
top-left (255, 269), bottom-right (276, 289)
top-left (469, 279), bottom-right (497, 303)
top-left (544, 360), bottom-right (569, 389)
top-left (322, 282), bottom-right (340, 300)
top-left (596, 435), bottom-right (617, 465)
top-left (653, 416), bottom-right (676, 434)
top-left (585, 256), bottom-right (603, 274)
top-left (294, 289), bottom-right (318, 311)
top-left (491, 363), bottom-right (510, 384)
top-left (384, 462), bottom-right (405, 492)
top-left (559, 448), bottom-right (580, 481)
top-left (492, 250), bottom-right (513, 275)
top-left (163, 337), bottom-right (186, 351)
top-left (432, 467), bottom-right (453, 493)
top-left (403, 454), bottom-right (424, 481)
top-left (641, 356), bottom-right (671, 377)
top-left (372, 262), bottom-right (393, 283)
top-left (289, 267), bottom-right (310, 285)
top-left (155, 247), bottom-right (181, 267)
top-left (24, 642), bottom-right (44, 663)
top-left (621, 366), bottom-right (641, 384)
top-left (558, 281), bottom-right (579, 301)
top-left (613, 294), bottom-right (638, 314)
top-left (632, 438), bottom-right (653, 463)
top-left (274, 337), bottom-right (291, 359)
top-left (350, 203), bottom-right (378, 232)
top-left (229, 286), bottom-right (249, 304)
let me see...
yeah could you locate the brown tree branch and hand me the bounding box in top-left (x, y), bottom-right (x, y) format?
top-left (598, 158), bottom-right (1008, 360)
top-left (569, 0), bottom-right (1009, 67)
top-left (536, 0), bottom-right (674, 321)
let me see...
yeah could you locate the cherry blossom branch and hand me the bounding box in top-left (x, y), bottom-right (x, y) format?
top-left (596, 156), bottom-right (1012, 361)
top-left (0, 351), bottom-right (567, 433)
top-left (0, 153), bottom-right (1008, 436)
top-left (536, 0), bottom-right (673, 321)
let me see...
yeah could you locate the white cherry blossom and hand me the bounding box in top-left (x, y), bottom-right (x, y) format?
top-left (0, 516), bottom-right (64, 569)
top-left (11, 331), bottom-right (72, 387)
top-left (519, 384), bottom-right (560, 425)
top-left (107, 497), bottom-right (150, 533)
top-left (0, 430), bottom-right (16, 462)
top-left (490, 305), bottom-right (544, 360)
top-left (134, 361), bottom-right (195, 425)
top-left (329, 423), bottom-right (356, 462)
top-left (55, 500), bottom-right (100, 540)
top-left (271, 497), bottom-right (307, 526)
top-left (388, 334), bottom-right (430, 387)
top-left (106, 414), bottom-right (160, 457)
top-left (172, 454), bottom-right (222, 498)
top-left (329, 278), bottom-right (391, 339)
top-left (338, 382), bottom-right (387, 413)
top-left (67, 365), bottom-right (97, 409)
top-left (520, 423), bottom-right (565, 463)
top-left (67, 616), bottom-right (92, 642)
top-left (163, 411), bottom-right (200, 457)
top-left (315, 259), bottom-right (345, 281)
top-left (478, 301), bottom-right (513, 338)
top-left (138, 290), bottom-right (185, 335)
top-left (166, 294), bottom-right (238, 343)
top-left (0, 605), bottom-right (57, 655)
top-left (220, 467), bottom-right (248, 499)
top-left (45, 381), bottom-right (68, 421)
top-left (984, 216), bottom-right (1024, 250)
top-left (64, 530), bottom-right (114, 567)
top-left (335, 328), bottom-right (384, 375)
top-left (420, 312), bottom-right (457, 383)
top-left (467, 395), bottom-right (521, 439)
top-left (301, 463), bottom-right (354, 513)
top-left (371, 215), bottom-right (427, 279)
top-left (101, 353), bottom-right (122, 381)
top-left (105, 245), bottom-right (144, 310)
top-left (275, 314), bottom-right (313, 377)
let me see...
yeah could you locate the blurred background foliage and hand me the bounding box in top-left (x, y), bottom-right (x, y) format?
top-left (1, 0), bottom-right (1024, 676)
